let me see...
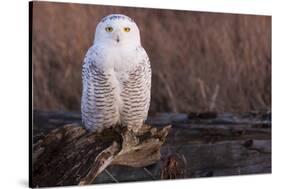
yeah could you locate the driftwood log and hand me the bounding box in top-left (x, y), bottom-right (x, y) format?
top-left (32, 110), bottom-right (271, 187)
top-left (32, 122), bottom-right (170, 187)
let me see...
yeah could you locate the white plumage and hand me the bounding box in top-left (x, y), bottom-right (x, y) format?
top-left (81, 14), bottom-right (151, 132)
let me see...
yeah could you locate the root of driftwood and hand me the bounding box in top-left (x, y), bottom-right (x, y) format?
top-left (32, 123), bottom-right (171, 187)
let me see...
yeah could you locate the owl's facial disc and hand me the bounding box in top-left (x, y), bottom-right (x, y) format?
top-left (94, 14), bottom-right (141, 47)
top-left (104, 25), bottom-right (134, 44)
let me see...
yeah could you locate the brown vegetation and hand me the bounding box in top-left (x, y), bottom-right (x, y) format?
top-left (32, 2), bottom-right (271, 114)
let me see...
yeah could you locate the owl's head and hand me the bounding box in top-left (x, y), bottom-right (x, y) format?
top-left (94, 14), bottom-right (141, 47)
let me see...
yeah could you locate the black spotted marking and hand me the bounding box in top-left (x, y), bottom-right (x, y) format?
top-left (101, 14), bottom-right (135, 23)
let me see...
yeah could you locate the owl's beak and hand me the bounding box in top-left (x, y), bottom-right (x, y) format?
top-left (116, 35), bottom-right (120, 43)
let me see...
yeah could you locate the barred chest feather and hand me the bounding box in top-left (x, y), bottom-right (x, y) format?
top-left (102, 46), bottom-right (144, 121)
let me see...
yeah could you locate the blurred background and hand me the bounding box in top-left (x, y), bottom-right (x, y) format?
top-left (32, 1), bottom-right (271, 115)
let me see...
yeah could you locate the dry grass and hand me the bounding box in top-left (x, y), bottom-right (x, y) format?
top-left (32, 2), bottom-right (271, 114)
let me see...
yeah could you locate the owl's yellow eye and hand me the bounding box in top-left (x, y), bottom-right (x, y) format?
top-left (123, 27), bottom-right (131, 32)
top-left (105, 26), bottom-right (113, 32)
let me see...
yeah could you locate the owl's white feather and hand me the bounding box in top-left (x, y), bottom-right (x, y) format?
top-left (81, 14), bottom-right (151, 132)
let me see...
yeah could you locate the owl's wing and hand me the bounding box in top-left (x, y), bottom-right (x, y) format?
top-left (120, 47), bottom-right (151, 131)
top-left (141, 51), bottom-right (152, 120)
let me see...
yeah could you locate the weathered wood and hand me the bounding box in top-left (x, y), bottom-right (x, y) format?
top-left (32, 110), bottom-right (271, 186)
top-left (32, 121), bottom-right (171, 187)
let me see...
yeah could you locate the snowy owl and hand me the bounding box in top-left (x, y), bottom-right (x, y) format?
top-left (81, 14), bottom-right (151, 133)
